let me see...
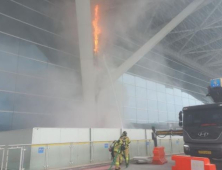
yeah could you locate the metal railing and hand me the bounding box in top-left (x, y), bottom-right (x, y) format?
top-left (0, 145), bottom-right (5, 170)
top-left (0, 139), bottom-right (184, 170)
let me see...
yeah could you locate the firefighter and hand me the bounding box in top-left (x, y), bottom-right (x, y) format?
top-left (120, 131), bottom-right (131, 167)
top-left (113, 139), bottom-right (123, 170)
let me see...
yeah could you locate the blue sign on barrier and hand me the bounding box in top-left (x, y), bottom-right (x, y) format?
top-left (38, 147), bottom-right (44, 154)
top-left (211, 78), bottom-right (221, 88)
top-left (104, 143), bottom-right (109, 148)
top-left (146, 142), bottom-right (150, 146)
top-left (176, 140), bottom-right (179, 145)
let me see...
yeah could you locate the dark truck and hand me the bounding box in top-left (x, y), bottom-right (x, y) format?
top-left (181, 78), bottom-right (222, 158)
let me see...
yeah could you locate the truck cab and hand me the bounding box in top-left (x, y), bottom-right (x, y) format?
top-left (183, 103), bottom-right (222, 158)
top-left (182, 78), bottom-right (222, 158)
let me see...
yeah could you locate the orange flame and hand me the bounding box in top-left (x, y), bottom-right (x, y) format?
top-left (92, 5), bottom-right (101, 54)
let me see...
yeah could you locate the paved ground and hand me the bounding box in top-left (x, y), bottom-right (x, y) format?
top-left (77, 157), bottom-right (222, 170)
top-left (212, 159), bottom-right (222, 169)
top-left (81, 157), bottom-right (174, 170)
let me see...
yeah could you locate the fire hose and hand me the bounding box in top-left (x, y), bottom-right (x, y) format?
top-left (108, 147), bottom-right (129, 170)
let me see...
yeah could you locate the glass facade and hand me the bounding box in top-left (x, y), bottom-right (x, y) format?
top-left (0, 0), bottom-right (81, 130)
top-left (113, 51), bottom-right (212, 128)
top-left (0, 0), bottom-right (213, 130)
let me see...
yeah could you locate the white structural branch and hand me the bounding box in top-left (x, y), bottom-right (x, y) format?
top-left (102, 0), bottom-right (207, 88)
top-left (76, 0), bottom-right (97, 127)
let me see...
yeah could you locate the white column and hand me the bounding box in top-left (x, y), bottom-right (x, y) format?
top-left (76, 0), bottom-right (96, 127)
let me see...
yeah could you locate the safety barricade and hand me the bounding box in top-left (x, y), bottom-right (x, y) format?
top-left (152, 147), bottom-right (167, 165)
top-left (172, 155), bottom-right (216, 170)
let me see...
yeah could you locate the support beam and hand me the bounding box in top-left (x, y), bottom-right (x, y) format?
top-left (76, 0), bottom-right (96, 127)
top-left (207, 25), bottom-right (222, 30)
top-left (154, 47), bottom-right (218, 78)
top-left (170, 29), bottom-right (194, 34)
top-left (187, 48), bottom-right (222, 54)
top-left (167, 31), bottom-right (194, 46)
top-left (195, 0), bottom-right (213, 11)
top-left (170, 1), bottom-right (213, 34)
top-left (178, 0), bottom-right (222, 53)
top-left (203, 53), bottom-right (219, 66)
top-left (183, 31), bottom-right (222, 54)
top-left (206, 57), bottom-right (222, 67)
top-left (212, 63), bottom-right (222, 68)
top-left (144, 2), bottom-right (159, 34)
top-left (204, 14), bottom-right (222, 28)
top-left (195, 52), bottom-right (212, 62)
top-left (170, 23), bottom-right (222, 35)
top-left (207, 61), bottom-right (222, 67)
top-left (102, 0), bottom-right (206, 87)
